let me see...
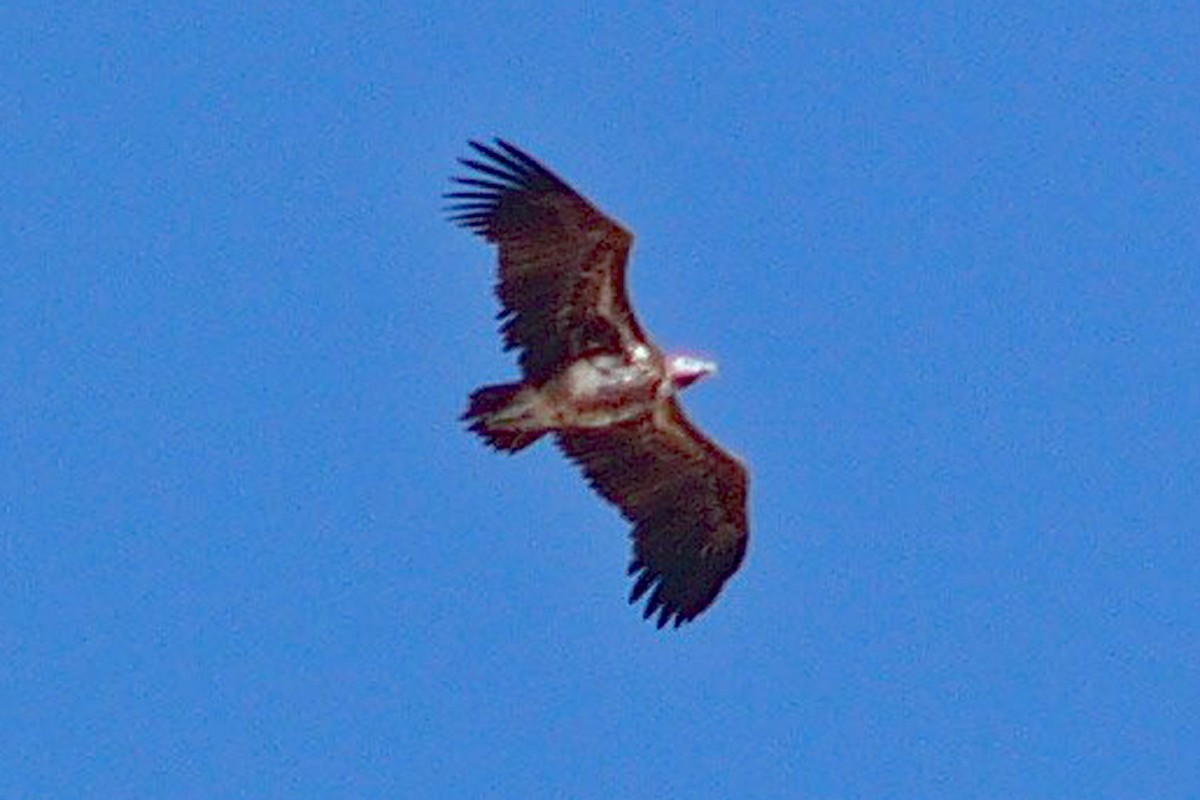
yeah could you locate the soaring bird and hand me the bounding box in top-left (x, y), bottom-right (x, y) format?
top-left (447, 139), bottom-right (748, 628)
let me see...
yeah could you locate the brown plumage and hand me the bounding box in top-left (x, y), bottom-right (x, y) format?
top-left (447, 139), bottom-right (749, 628)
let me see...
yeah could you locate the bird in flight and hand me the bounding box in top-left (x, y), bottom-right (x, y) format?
top-left (446, 139), bottom-right (749, 628)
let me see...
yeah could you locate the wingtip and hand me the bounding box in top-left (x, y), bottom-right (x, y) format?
top-left (629, 570), bottom-right (656, 603)
top-left (493, 137), bottom-right (528, 160)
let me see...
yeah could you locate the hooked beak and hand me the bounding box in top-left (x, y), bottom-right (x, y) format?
top-left (668, 355), bottom-right (718, 389)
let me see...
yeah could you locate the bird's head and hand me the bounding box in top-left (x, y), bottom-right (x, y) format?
top-left (667, 354), bottom-right (718, 390)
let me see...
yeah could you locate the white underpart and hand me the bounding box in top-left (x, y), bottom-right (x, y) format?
top-left (562, 353), bottom-right (658, 403)
top-left (565, 358), bottom-right (611, 397)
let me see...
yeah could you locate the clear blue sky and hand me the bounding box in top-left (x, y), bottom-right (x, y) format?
top-left (4, 3), bottom-right (1198, 798)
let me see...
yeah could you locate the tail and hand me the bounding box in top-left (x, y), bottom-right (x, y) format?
top-left (461, 382), bottom-right (547, 453)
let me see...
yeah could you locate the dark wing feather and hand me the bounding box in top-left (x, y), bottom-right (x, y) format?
top-left (556, 399), bottom-right (749, 628)
top-left (447, 139), bottom-right (650, 383)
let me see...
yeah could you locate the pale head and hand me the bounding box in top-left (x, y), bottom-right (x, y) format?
top-left (666, 354), bottom-right (718, 390)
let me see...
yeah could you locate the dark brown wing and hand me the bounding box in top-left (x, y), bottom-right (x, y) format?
top-left (446, 139), bottom-right (651, 383)
top-left (556, 398), bottom-right (749, 628)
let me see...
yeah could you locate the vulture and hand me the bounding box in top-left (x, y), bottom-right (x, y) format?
top-left (447, 139), bottom-right (748, 628)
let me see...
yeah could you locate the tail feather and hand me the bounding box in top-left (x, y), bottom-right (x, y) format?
top-left (462, 382), bottom-right (546, 453)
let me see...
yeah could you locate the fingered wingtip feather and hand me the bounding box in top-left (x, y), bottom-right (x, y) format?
top-left (630, 571), bottom-right (656, 602)
top-left (467, 140), bottom-right (531, 179)
top-left (644, 585), bottom-right (665, 617)
top-left (450, 176), bottom-right (508, 191)
top-left (458, 158), bottom-right (521, 184)
top-left (494, 139), bottom-right (543, 172)
top-left (443, 191), bottom-right (496, 201)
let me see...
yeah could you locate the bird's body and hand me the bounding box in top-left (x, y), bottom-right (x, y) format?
top-left (467, 346), bottom-right (712, 442)
top-left (447, 139), bottom-right (748, 628)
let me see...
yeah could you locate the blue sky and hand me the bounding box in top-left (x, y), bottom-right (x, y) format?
top-left (4, 2), bottom-right (1199, 797)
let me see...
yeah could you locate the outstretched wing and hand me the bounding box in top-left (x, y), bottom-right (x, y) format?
top-left (556, 399), bottom-right (749, 628)
top-left (446, 139), bottom-right (651, 383)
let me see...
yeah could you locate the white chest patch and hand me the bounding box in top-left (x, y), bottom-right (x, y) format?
top-left (563, 353), bottom-right (658, 406)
